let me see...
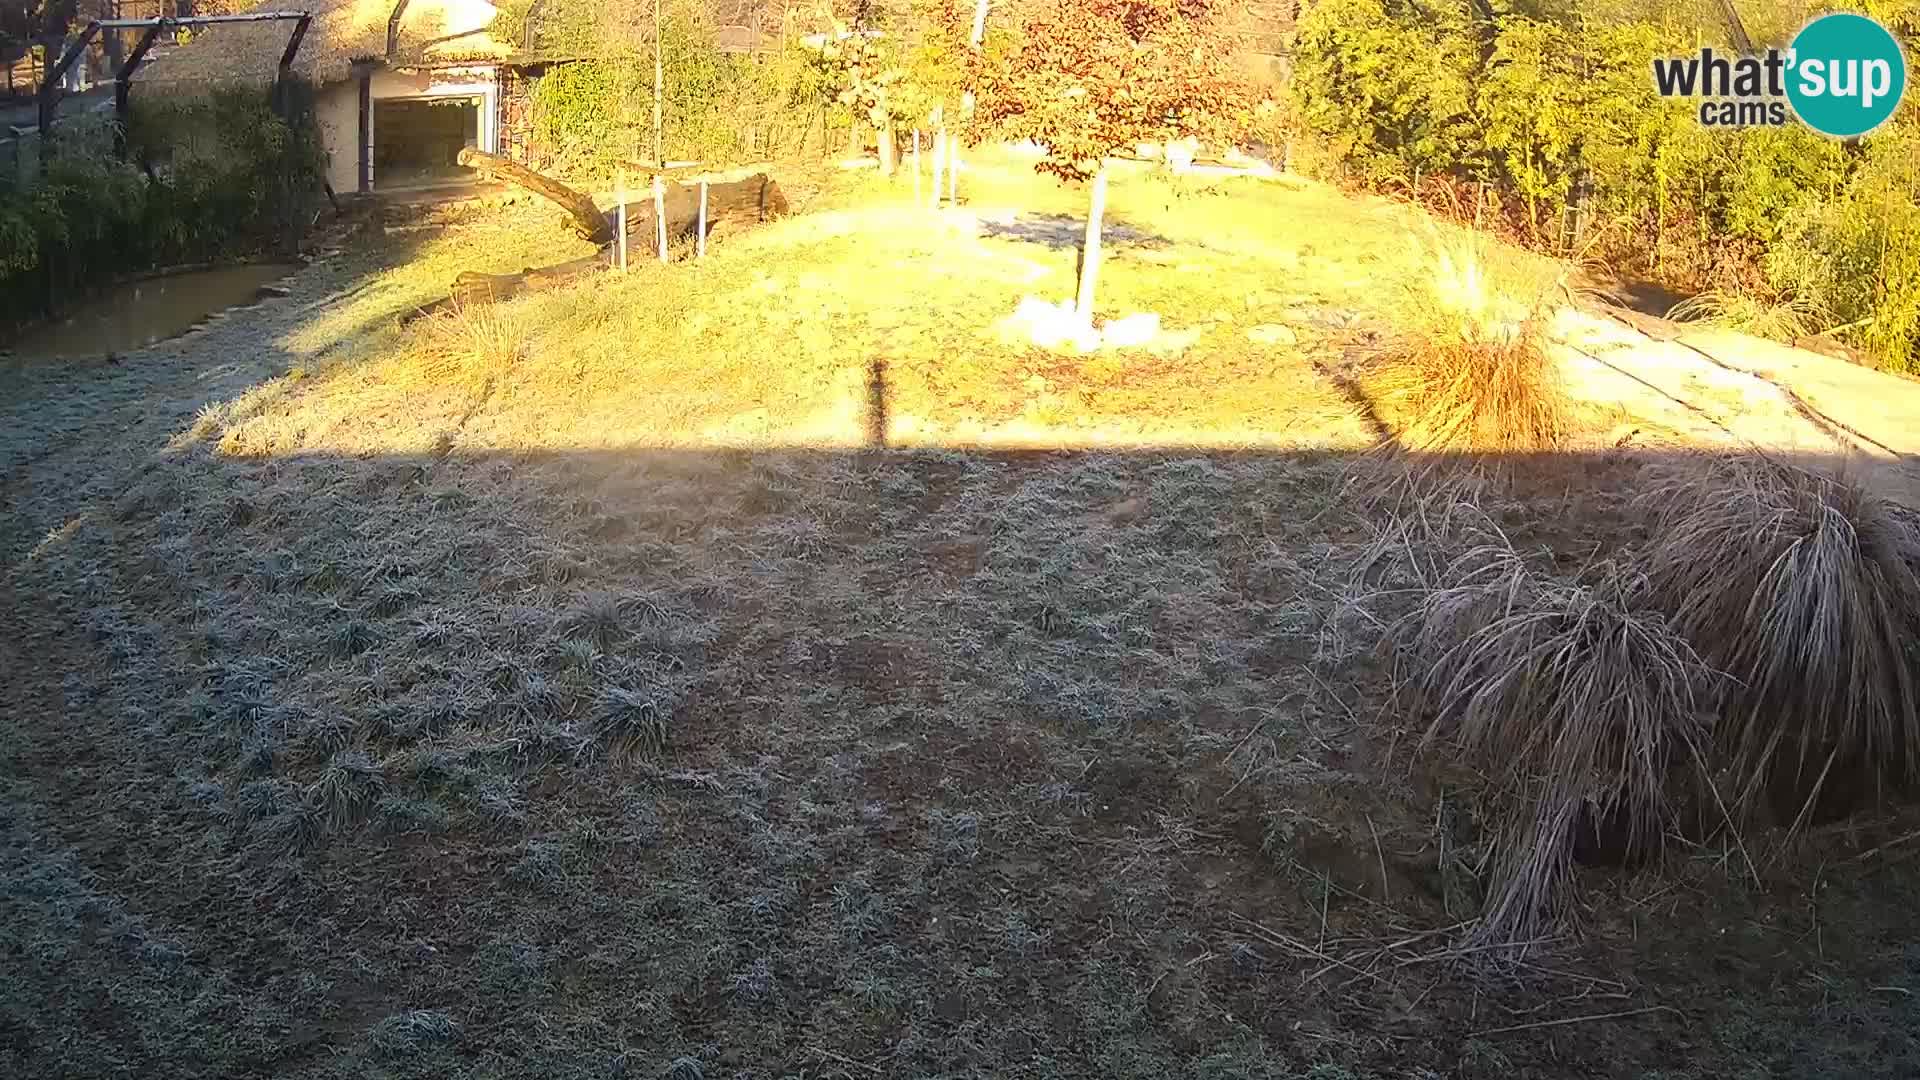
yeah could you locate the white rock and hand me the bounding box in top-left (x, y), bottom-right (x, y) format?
top-left (1101, 313), bottom-right (1162, 349)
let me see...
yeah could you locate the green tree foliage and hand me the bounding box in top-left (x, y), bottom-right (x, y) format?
top-left (1290, 0), bottom-right (1920, 371)
top-left (0, 85), bottom-right (324, 326)
top-left (974, 0), bottom-right (1248, 180)
top-left (1290, 0), bottom-right (1479, 184)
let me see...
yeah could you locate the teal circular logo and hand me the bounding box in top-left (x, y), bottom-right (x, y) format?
top-left (1787, 14), bottom-right (1908, 138)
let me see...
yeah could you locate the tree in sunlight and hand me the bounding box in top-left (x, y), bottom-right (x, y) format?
top-left (974, 0), bottom-right (1247, 324)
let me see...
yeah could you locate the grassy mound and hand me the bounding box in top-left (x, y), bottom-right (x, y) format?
top-left (1641, 457), bottom-right (1920, 828)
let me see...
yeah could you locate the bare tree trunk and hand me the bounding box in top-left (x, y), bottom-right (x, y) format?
top-left (652, 0), bottom-right (664, 165)
top-left (1076, 165), bottom-right (1108, 323)
top-left (456, 147), bottom-right (613, 243)
top-left (1714, 0), bottom-right (1754, 54)
top-left (930, 126), bottom-right (946, 207)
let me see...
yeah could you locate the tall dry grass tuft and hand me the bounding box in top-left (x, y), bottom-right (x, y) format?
top-left (1639, 457), bottom-right (1920, 828)
top-left (1668, 289), bottom-right (1835, 344)
top-left (410, 302), bottom-right (531, 408)
top-left (1371, 235), bottom-right (1572, 453)
top-left (1396, 543), bottom-right (1720, 947)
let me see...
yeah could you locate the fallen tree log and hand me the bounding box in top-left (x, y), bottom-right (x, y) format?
top-left (611, 173), bottom-right (792, 249)
top-left (456, 149), bottom-right (791, 252)
top-left (448, 252), bottom-right (608, 308)
top-left (456, 147), bottom-right (613, 244)
top-left (409, 162), bottom-right (793, 320)
top-left (405, 252), bottom-right (607, 320)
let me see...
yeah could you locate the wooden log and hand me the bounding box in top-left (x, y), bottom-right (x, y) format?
top-left (456, 147), bottom-right (614, 244)
top-left (411, 174), bottom-right (791, 319)
top-left (610, 173), bottom-right (790, 248)
top-left (415, 251), bottom-right (608, 316)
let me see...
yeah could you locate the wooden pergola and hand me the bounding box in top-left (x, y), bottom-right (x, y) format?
top-left (36, 11), bottom-right (313, 151)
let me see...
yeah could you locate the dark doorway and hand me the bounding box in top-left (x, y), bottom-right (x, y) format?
top-left (373, 96), bottom-right (479, 189)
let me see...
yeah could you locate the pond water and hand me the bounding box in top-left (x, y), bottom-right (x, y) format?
top-left (6, 263), bottom-right (301, 361)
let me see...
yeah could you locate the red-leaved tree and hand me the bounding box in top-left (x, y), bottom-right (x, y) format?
top-left (975, 0), bottom-right (1246, 322)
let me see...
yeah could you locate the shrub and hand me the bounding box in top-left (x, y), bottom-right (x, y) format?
top-left (1766, 124), bottom-right (1920, 371)
top-left (1290, 1), bottom-right (1920, 370)
top-left (0, 85), bottom-right (323, 327)
top-left (1290, 0), bottom-right (1481, 187)
top-left (1397, 543), bottom-right (1719, 946)
top-left (1368, 238), bottom-right (1570, 453)
top-left (1639, 457), bottom-right (1920, 828)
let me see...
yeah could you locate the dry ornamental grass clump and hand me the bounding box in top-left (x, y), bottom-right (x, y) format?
top-left (1370, 238), bottom-right (1571, 454)
top-left (1394, 543), bottom-right (1720, 947)
top-left (1639, 457), bottom-right (1920, 829)
top-left (1393, 455), bottom-right (1920, 948)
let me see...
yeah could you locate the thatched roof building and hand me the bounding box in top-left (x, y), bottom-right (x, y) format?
top-left (135, 0), bottom-right (512, 88)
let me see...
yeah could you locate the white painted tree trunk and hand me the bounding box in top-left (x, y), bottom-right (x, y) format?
top-left (1076, 165), bottom-right (1109, 324)
top-left (931, 127), bottom-right (947, 208)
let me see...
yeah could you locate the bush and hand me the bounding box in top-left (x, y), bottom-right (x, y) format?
top-left (1766, 124), bottom-right (1920, 370)
top-left (0, 85), bottom-right (323, 327)
top-left (1639, 457), bottom-right (1920, 828)
top-left (1368, 238), bottom-right (1570, 452)
top-left (1290, 0), bottom-right (1481, 186)
top-left (1289, 1), bottom-right (1920, 371)
top-left (1397, 542), bottom-right (1718, 946)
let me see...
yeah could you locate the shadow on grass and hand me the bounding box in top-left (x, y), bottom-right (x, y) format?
top-left (978, 210), bottom-right (1172, 251)
top-left (3, 424), bottom-right (1917, 1079)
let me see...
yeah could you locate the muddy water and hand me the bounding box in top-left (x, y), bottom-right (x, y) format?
top-left (6, 263), bottom-right (300, 360)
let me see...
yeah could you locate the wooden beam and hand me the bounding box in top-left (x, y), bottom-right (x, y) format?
top-left (279, 14), bottom-right (312, 73)
top-left (357, 66), bottom-right (372, 192)
top-left (1714, 0), bottom-right (1755, 55)
top-left (386, 0), bottom-right (413, 59)
top-left (273, 13), bottom-right (312, 118)
top-left (114, 21), bottom-right (166, 156)
top-left (38, 21), bottom-right (102, 144)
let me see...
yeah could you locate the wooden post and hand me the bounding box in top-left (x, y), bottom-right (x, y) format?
top-left (948, 132), bottom-right (959, 204)
top-left (931, 126), bottom-right (945, 208)
top-left (357, 66), bottom-right (372, 192)
top-left (114, 21), bottom-right (163, 157)
top-left (1077, 164), bottom-right (1108, 323)
top-left (616, 168), bottom-right (628, 272)
top-left (697, 178), bottom-right (708, 258)
top-left (912, 129), bottom-right (921, 203)
top-left (653, 173), bottom-right (667, 262)
top-left (273, 13), bottom-right (312, 119)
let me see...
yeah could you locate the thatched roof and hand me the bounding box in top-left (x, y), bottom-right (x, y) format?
top-left (135, 0), bottom-right (511, 87)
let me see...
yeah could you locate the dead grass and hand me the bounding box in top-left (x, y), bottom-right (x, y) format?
top-left (1640, 456), bottom-right (1920, 829)
top-left (1369, 236), bottom-right (1572, 453)
top-left (1668, 289), bottom-right (1836, 344)
top-left (1394, 540), bottom-right (1720, 948)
